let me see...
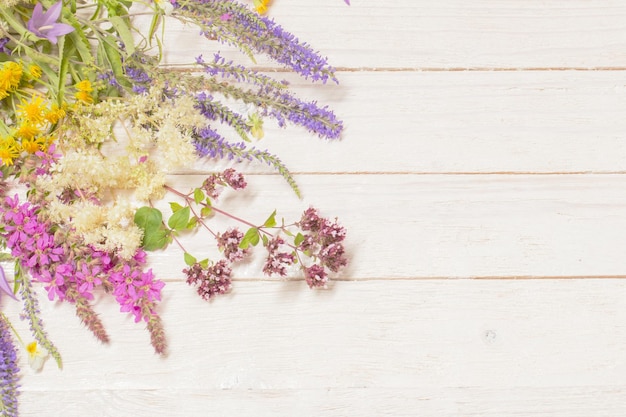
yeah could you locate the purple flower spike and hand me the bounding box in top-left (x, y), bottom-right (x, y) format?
top-left (27, 1), bottom-right (75, 45)
top-left (0, 266), bottom-right (16, 301)
top-left (344, 0), bottom-right (350, 4)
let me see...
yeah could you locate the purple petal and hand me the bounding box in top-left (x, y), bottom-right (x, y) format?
top-left (0, 266), bottom-right (17, 301)
top-left (42, 1), bottom-right (63, 27)
top-left (45, 23), bottom-right (75, 38)
top-left (28, 2), bottom-right (44, 31)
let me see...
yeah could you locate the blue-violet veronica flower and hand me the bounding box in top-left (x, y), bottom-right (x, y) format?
top-left (27, 1), bottom-right (75, 45)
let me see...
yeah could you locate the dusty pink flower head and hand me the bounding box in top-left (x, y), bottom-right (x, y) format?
top-left (304, 264), bottom-right (328, 289)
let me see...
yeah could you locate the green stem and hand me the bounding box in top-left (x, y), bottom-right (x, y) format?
top-left (18, 266), bottom-right (63, 369)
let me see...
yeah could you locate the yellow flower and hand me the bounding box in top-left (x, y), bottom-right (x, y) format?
top-left (246, 112), bottom-right (264, 140)
top-left (28, 64), bottom-right (42, 80)
top-left (15, 123), bottom-right (40, 140)
top-left (253, 0), bottom-right (270, 14)
top-left (0, 136), bottom-right (20, 166)
top-left (26, 341), bottom-right (48, 372)
top-left (17, 95), bottom-right (47, 125)
top-left (75, 90), bottom-right (93, 104)
top-left (0, 61), bottom-right (23, 99)
top-left (74, 80), bottom-right (95, 104)
top-left (75, 79), bottom-right (93, 92)
top-left (45, 104), bottom-right (66, 124)
top-left (20, 136), bottom-right (46, 154)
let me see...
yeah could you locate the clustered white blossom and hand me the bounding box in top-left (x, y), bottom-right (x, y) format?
top-left (35, 88), bottom-right (206, 258)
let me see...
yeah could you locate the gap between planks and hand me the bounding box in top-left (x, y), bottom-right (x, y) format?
top-left (156, 275), bottom-right (626, 283)
top-left (161, 65), bottom-right (626, 72)
top-left (170, 171), bottom-right (626, 176)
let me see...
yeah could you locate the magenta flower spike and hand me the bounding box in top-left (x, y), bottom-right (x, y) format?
top-left (344, 0), bottom-right (350, 4)
top-left (0, 266), bottom-right (17, 301)
top-left (27, 1), bottom-right (75, 44)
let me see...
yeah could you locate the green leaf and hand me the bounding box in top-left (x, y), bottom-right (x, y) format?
top-left (184, 252), bottom-right (197, 266)
top-left (109, 16), bottom-right (136, 56)
top-left (134, 207), bottom-right (170, 250)
top-left (200, 206), bottom-right (213, 217)
top-left (186, 216), bottom-right (198, 229)
top-left (239, 227), bottom-right (260, 249)
top-left (168, 206), bottom-right (190, 231)
top-left (147, 10), bottom-right (162, 47)
top-left (193, 188), bottom-right (205, 204)
top-left (199, 258), bottom-right (209, 269)
top-left (57, 36), bottom-right (70, 104)
top-left (142, 227), bottom-right (170, 251)
top-left (261, 234), bottom-right (269, 246)
top-left (101, 35), bottom-right (130, 89)
top-left (169, 202), bottom-right (184, 213)
top-left (294, 233), bottom-right (305, 246)
top-left (263, 210), bottom-right (277, 228)
top-left (65, 20), bottom-right (93, 66)
top-left (0, 253), bottom-right (13, 262)
top-left (13, 259), bottom-right (21, 295)
top-left (134, 206), bottom-right (163, 232)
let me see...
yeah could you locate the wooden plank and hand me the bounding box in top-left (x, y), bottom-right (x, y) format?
top-left (6, 279), bottom-right (626, 416)
top-left (158, 0), bottom-right (626, 70)
top-left (93, 173), bottom-right (626, 280)
top-left (182, 71), bottom-right (626, 174)
top-left (16, 387), bottom-right (626, 416)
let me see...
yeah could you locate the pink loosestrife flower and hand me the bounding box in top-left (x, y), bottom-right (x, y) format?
top-left (27, 1), bottom-right (75, 44)
top-left (109, 252), bottom-right (164, 323)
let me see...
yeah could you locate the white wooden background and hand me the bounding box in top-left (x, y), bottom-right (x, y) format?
top-left (4, 1), bottom-right (626, 415)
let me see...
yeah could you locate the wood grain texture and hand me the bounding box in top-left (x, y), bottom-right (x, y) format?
top-left (159, 0), bottom-right (626, 69)
top-left (7, 280), bottom-right (626, 416)
top-left (188, 71), bottom-right (626, 174)
top-left (147, 174), bottom-right (626, 279)
top-left (8, 0), bottom-right (626, 415)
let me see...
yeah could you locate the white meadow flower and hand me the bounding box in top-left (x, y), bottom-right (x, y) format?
top-left (26, 341), bottom-right (48, 372)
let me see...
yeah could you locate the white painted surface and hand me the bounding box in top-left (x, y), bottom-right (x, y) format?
top-left (4, 1), bottom-right (626, 415)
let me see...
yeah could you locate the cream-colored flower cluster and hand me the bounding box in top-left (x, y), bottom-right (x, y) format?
top-left (36, 88), bottom-right (205, 258)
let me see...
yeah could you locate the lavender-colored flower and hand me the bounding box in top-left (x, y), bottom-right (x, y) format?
top-left (0, 266), bottom-right (17, 301)
top-left (198, 54), bottom-right (343, 140)
top-left (175, 1), bottom-right (337, 83)
top-left (0, 38), bottom-right (10, 55)
top-left (27, 1), bottom-right (75, 45)
top-left (193, 128), bottom-right (246, 160)
top-left (0, 318), bottom-right (19, 417)
top-left (126, 65), bottom-right (151, 94)
top-left (195, 91), bottom-right (251, 138)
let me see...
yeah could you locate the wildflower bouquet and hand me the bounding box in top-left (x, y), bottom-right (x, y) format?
top-left (0, 0), bottom-right (349, 414)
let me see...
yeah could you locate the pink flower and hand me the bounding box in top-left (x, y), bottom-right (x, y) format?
top-left (109, 257), bottom-right (164, 322)
top-left (37, 268), bottom-right (68, 301)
